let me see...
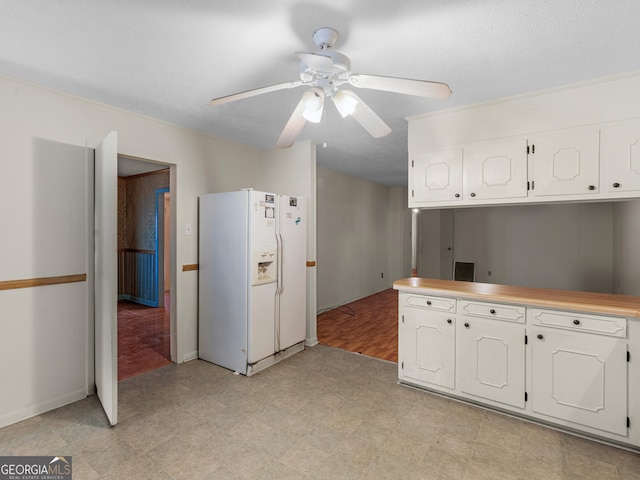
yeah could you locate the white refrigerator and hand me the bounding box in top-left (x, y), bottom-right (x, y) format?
top-left (198, 189), bottom-right (307, 375)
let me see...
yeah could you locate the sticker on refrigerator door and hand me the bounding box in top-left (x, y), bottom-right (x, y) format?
top-left (295, 217), bottom-right (301, 225)
top-left (289, 197), bottom-right (297, 207)
top-left (264, 194), bottom-right (275, 203)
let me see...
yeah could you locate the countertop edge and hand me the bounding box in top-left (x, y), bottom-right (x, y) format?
top-left (393, 278), bottom-right (640, 320)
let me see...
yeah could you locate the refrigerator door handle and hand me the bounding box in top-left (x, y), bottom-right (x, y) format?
top-left (275, 230), bottom-right (284, 352)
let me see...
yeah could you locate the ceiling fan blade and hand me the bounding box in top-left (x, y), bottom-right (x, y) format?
top-left (209, 81), bottom-right (303, 107)
top-left (295, 52), bottom-right (334, 72)
top-left (348, 74), bottom-right (452, 100)
top-left (275, 97), bottom-right (308, 149)
top-left (341, 90), bottom-right (392, 138)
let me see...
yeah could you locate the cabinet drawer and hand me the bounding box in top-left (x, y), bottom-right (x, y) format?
top-left (459, 300), bottom-right (525, 323)
top-left (401, 293), bottom-right (456, 313)
top-left (529, 309), bottom-right (626, 337)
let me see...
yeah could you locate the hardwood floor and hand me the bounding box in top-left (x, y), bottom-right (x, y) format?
top-left (117, 294), bottom-right (171, 381)
top-left (118, 288), bottom-right (396, 381)
top-left (317, 288), bottom-right (398, 362)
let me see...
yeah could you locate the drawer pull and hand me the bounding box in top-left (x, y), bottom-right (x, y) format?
top-left (447, 319), bottom-right (452, 324)
top-left (464, 322), bottom-right (470, 328)
top-left (537, 334), bottom-right (544, 340)
top-left (470, 192), bottom-right (476, 197)
top-left (573, 319), bottom-right (581, 325)
top-left (426, 300), bottom-right (432, 306)
top-left (454, 193), bottom-right (460, 198)
top-left (489, 309), bottom-right (496, 314)
top-left (588, 185), bottom-right (596, 191)
top-left (613, 182), bottom-right (621, 188)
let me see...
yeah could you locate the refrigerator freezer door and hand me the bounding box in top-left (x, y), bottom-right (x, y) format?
top-left (248, 190), bottom-right (278, 362)
top-left (277, 195), bottom-right (307, 351)
top-left (198, 191), bottom-right (250, 374)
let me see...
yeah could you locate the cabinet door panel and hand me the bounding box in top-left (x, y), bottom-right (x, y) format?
top-left (458, 318), bottom-right (525, 408)
top-left (530, 127), bottom-right (599, 196)
top-left (531, 328), bottom-right (627, 436)
top-left (399, 307), bottom-right (455, 389)
top-left (410, 147), bottom-right (463, 203)
top-left (601, 119), bottom-right (640, 193)
top-left (463, 139), bottom-right (528, 200)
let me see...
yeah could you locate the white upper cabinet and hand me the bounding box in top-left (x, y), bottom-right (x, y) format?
top-left (463, 138), bottom-right (528, 201)
top-left (601, 118), bottom-right (640, 193)
top-left (410, 147), bottom-right (463, 203)
top-left (528, 126), bottom-right (600, 197)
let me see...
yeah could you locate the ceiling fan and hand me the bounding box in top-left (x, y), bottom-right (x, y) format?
top-left (209, 27), bottom-right (452, 149)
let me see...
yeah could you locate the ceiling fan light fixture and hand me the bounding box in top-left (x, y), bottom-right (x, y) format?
top-left (302, 88), bottom-right (323, 110)
top-left (302, 105), bottom-right (323, 123)
top-left (333, 90), bottom-right (358, 118)
top-left (302, 88), bottom-right (324, 123)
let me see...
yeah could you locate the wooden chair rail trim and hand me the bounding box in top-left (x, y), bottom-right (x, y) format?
top-left (0, 273), bottom-right (87, 291)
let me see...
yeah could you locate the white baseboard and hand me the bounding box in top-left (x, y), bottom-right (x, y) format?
top-left (182, 350), bottom-right (199, 363)
top-left (0, 388), bottom-right (88, 429)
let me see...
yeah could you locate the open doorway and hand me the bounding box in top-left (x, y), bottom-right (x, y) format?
top-left (117, 156), bottom-right (173, 381)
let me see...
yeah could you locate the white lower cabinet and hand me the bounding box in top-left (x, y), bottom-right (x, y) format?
top-left (398, 294), bottom-right (456, 390)
top-left (398, 291), bottom-right (634, 448)
top-left (530, 327), bottom-right (628, 436)
top-left (458, 318), bottom-right (525, 408)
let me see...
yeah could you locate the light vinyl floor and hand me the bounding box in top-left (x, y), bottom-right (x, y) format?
top-left (1, 345), bottom-right (639, 479)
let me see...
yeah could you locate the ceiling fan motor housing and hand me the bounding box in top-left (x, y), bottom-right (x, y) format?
top-left (313, 27), bottom-right (339, 49)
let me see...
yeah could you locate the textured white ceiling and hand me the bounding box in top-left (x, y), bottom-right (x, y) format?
top-left (2, 0), bottom-right (640, 186)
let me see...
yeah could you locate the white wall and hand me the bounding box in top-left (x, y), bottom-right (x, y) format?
top-left (316, 168), bottom-right (409, 311)
top-left (388, 186), bottom-right (411, 282)
top-left (613, 199), bottom-right (640, 296)
top-left (0, 74), bottom-right (315, 427)
top-left (261, 142), bottom-right (318, 345)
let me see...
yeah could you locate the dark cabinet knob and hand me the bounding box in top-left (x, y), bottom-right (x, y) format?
top-left (613, 182), bottom-right (620, 188)
top-left (454, 193), bottom-right (460, 198)
top-left (426, 301), bottom-right (432, 306)
top-left (489, 309), bottom-right (496, 314)
top-left (447, 319), bottom-right (452, 324)
top-left (573, 319), bottom-right (580, 325)
top-left (588, 185), bottom-right (596, 191)
top-left (470, 193), bottom-right (476, 197)
top-left (464, 322), bottom-right (470, 328)
top-left (537, 334), bottom-right (544, 340)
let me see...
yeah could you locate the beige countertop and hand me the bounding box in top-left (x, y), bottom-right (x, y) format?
top-left (393, 277), bottom-right (640, 320)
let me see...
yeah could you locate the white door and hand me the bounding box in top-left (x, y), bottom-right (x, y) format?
top-left (601, 119), bottom-right (640, 193)
top-left (94, 131), bottom-right (118, 426)
top-left (458, 318), bottom-right (525, 408)
top-left (463, 138), bottom-right (528, 200)
top-left (399, 307), bottom-right (456, 389)
top-left (531, 328), bottom-right (627, 436)
top-left (410, 147), bottom-right (463, 204)
top-left (529, 126), bottom-right (600, 197)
